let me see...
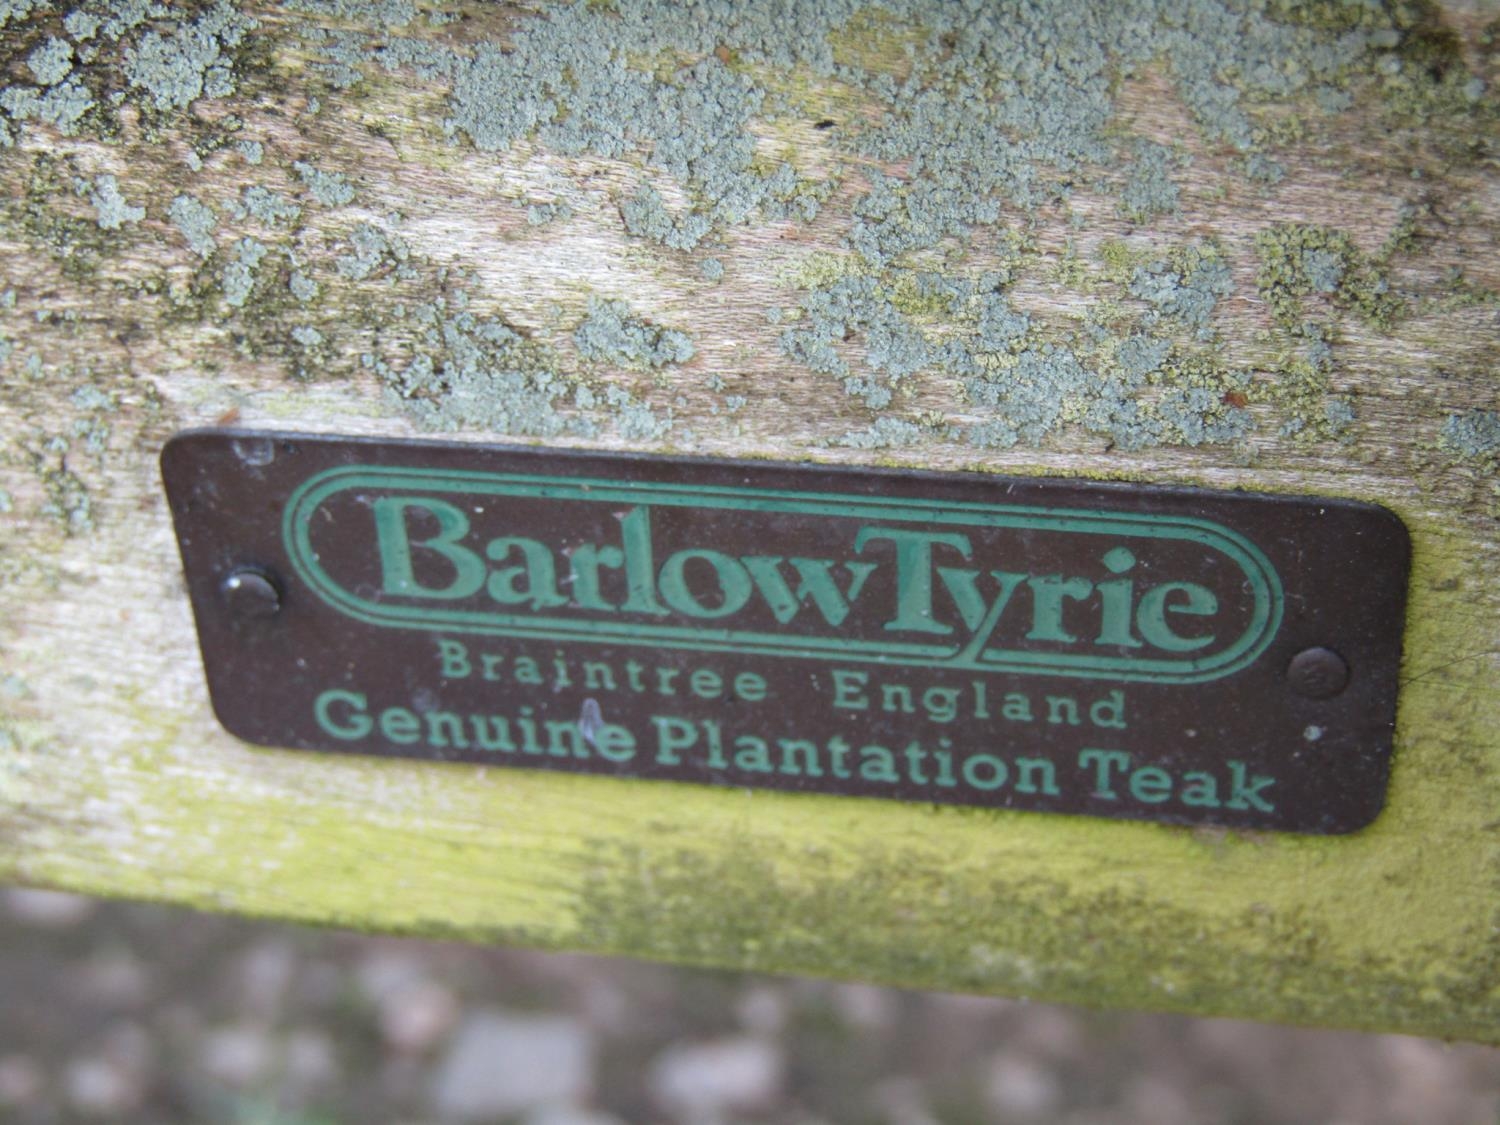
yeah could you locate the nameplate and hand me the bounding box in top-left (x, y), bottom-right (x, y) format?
top-left (162, 430), bottom-right (1409, 833)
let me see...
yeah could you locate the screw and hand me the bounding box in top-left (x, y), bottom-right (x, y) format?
top-left (222, 567), bottom-right (282, 619)
top-left (1287, 647), bottom-right (1349, 699)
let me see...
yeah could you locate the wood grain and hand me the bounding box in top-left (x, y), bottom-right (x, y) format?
top-left (0, 1), bottom-right (1497, 1040)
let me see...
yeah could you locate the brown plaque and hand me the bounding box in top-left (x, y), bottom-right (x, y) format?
top-left (161, 430), bottom-right (1410, 833)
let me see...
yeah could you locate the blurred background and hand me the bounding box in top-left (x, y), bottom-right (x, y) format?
top-left (0, 886), bottom-right (1495, 1125)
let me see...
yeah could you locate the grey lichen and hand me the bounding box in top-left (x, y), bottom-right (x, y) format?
top-left (221, 237), bottom-right (267, 308)
top-left (838, 416), bottom-right (925, 449)
top-left (24, 432), bottom-right (93, 535)
top-left (27, 36), bottom-right (75, 87)
top-left (238, 185), bottom-right (302, 226)
top-left (123, 2), bottom-right (256, 111)
top-left (293, 161), bottom-right (356, 207)
top-left (620, 184), bottom-right (712, 252)
top-left (600, 386), bottom-right (671, 441)
top-left (286, 0), bottom-right (417, 26)
top-left (335, 223), bottom-right (411, 281)
top-left (1119, 142), bottom-right (1183, 224)
top-left (525, 201), bottom-right (572, 227)
top-left (0, 0), bottom-right (1467, 460)
top-left (288, 271), bottom-right (320, 303)
top-left (87, 174), bottom-right (144, 231)
top-left (779, 273), bottom-right (940, 409)
top-left (1440, 410), bottom-right (1500, 460)
top-left (169, 194), bottom-right (217, 257)
top-left (380, 302), bottom-right (581, 438)
top-left (263, 0), bottom-right (1484, 451)
top-left (0, 75), bottom-right (94, 135)
top-left (316, 1), bottom-right (835, 250)
top-left (62, 10), bottom-right (100, 41)
top-left (1, 2), bottom-right (265, 142)
top-left (1128, 246), bottom-right (1234, 340)
top-left (573, 298), bottom-right (695, 369)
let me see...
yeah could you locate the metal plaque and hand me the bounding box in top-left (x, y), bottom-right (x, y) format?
top-left (162, 430), bottom-right (1411, 834)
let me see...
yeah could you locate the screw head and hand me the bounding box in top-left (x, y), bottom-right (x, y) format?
top-left (1287, 647), bottom-right (1349, 699)
top-left (222, 568), bottom-right (281, 619)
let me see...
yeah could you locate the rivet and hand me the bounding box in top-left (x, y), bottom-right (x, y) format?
top-left (1287, 647), bottom-right (1349, 699)
top-left (222, 568), bottom-right (281, 619)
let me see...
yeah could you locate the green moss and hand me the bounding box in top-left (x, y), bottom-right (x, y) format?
top-left (1254, 223), bottom-right (1404, 331)
top-left (1097, 238), bottom-right (1150, 280)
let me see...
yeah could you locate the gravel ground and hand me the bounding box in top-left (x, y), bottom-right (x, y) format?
top-left (0, 887), bottom-right (1496, 1124)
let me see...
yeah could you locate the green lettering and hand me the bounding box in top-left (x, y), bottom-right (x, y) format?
top-left (854, 527), bottom-right (972, 636)
top-left (1014, 757), bottom-right (1060, 795)
top-left (592, 724), bottom-right (635, 763)
top-left (1079, 748), bottom-right (1130, 798)
top-left (832, 669), bottom-right (869, 710)
top-left (1128, 765), bottom-right (1173, 803)
top-left (742, 556), bottom-right (875, 626)
top-left (941, 569), bottom-right (1028, 663)
top-left (1026, 575), bottom-right (1094, 643)
top-left (659, 549), bottom-right (752, 618)
top-left (961, 753), bottom-right (1008, 790)
top-left (652, 715), bottom-right (698, 764)
top-left (1002, 692), bottom-right (1034, 722)
top-left (379, 707), bottom-right (420, 744)
top-left (620, 507), bottom-right (669, 616)
top-left (734, 672), bottom-right (767, 702)
top-left (1095, 547), bottom-right (1142, 648)
top-left (314, 689), bottom-right (371, 740)
top-left (569, 543), bottom-right (623, 612)
top-left (485, 537), bottom-right (570, 609)
top-left (1225, 761), bottom-right (1276, 812)
top-left (372, 496), bottom-right (486, 599)
top-left (858, 743), bottom-right (899, 782)
top-left (1180, 771), bottom-right (1220, 807)
top-left (1136, 582), bottom-right (1218, 652)
top-left (513, 656), bottom-right (543, 685)
top-left (1090, 690), bottom-right (1127, 729)
top-left (424, 710), bottom-right (469, 749)
top-left (437, 638), bottom-right (471, 679)
top-left (734, 735), bottom-right (773, 772)
top-left (778, 739), bottom-right (822, 777)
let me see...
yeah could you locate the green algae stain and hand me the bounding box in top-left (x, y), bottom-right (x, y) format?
top-left (555, 514), bottom-right (1500, 1042)
top-left (1, 497), bottom-right (1496, 1040)
top-left (568, 832), bottom-right (1498, 1040)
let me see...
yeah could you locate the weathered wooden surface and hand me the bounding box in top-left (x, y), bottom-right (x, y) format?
top-left (1, 1), bottom-right (1497, 1040)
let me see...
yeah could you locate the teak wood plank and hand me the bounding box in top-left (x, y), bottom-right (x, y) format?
top-left (0, 1), bottom-right (1497, 1040)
